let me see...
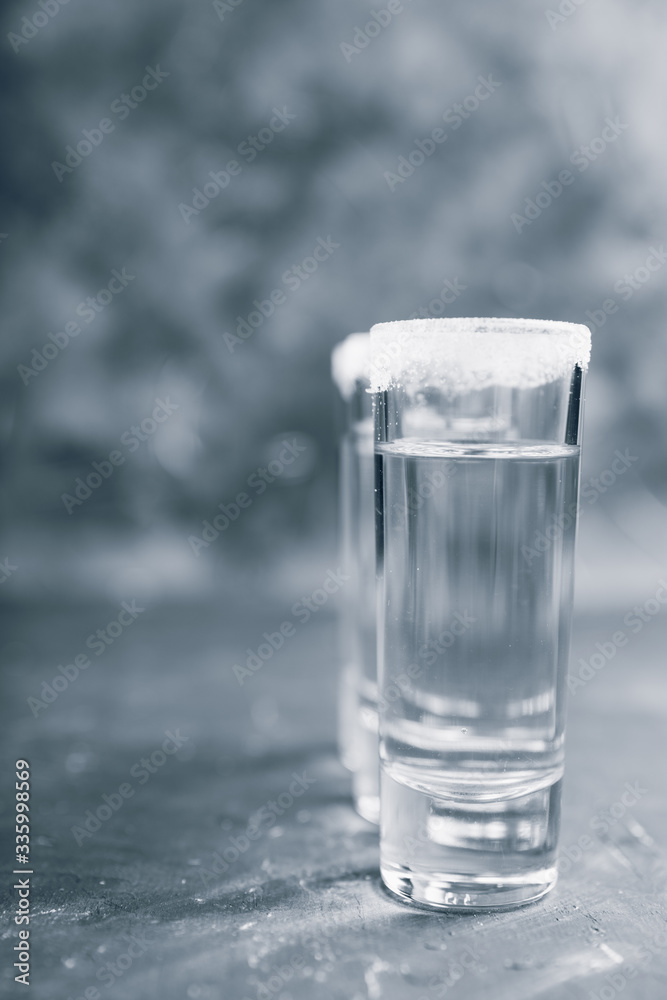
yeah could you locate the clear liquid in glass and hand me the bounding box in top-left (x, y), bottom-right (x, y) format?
top-left (377, 439), bottom-right (580, 907)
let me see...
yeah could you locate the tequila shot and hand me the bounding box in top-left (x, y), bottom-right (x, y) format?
top-left (372, 318), bottom-right (591, 908)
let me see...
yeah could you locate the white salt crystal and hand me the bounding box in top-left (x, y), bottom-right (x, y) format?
top-left (370, 318), bottom-right (591, 393)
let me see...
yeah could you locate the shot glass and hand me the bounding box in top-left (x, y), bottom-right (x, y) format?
top-left (372, 318), bottom-right (591, 908)
top-left (331, 333), bottom-right (379, 824)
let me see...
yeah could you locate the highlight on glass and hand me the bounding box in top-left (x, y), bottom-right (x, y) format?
top-left (371, 317), bottom-right (591, 908)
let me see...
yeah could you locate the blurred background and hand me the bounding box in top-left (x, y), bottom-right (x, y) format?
top-left (2, 1), bottom-right (667, 996)
top-left (1, 0), bottom-right (666, 615)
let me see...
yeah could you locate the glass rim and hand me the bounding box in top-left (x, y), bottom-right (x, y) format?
top-left (371, 317), bottom-right (591, 339)
top-left (369, 317), bottom-right (591, 393)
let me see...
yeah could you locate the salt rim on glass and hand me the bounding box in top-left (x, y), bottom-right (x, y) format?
top-left (369, 318), bottom-right (591, 395)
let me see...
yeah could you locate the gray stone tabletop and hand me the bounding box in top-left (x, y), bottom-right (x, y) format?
top-left (2, 598), bottom-right (667, 1000)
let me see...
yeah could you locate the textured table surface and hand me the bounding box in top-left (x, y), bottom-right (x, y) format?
top-left (2, 597), bottom-right (667, 1000)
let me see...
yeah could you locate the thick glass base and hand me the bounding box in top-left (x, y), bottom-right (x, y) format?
top-left (381, 863), bottom-right (557, 910)
top-left (380, 764), bottom-right (561, 910)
